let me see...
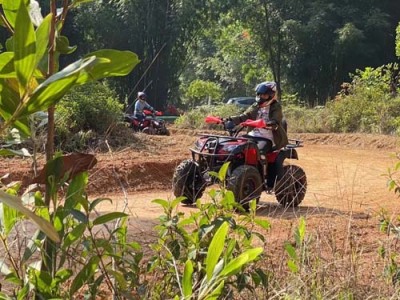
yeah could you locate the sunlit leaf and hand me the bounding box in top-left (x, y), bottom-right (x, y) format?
top-left (206, 222), bottom-right (228, 281)
top-left (152, 199), bottom-right (169, 209)
top-left (92, 212), bottom-right (128, 226)
top-left (2, 0), bottom-right (29, 29)
top-left (0, 190), bottom-right (59, 242)
top-left (2, 202), bottom-right (22, 234)
top-left (220, 248), bottom-right (263, 277)
top-left (20, 56), bottom-right (97, 117)
top-left (0, 148), bottom-right (31, 157)
top-left (287, 259), bottom-right (299, 273)
top-left (218, 162), bottom-right (230, 181)
top-left (0, 52), bottom-right (16, 78)
top-left (295, 217), bottom-right (306, 246)
top-left (35, 14), bottom-right (51, 67)
top-left (62, 223), bottom-right (86, 249)
top-left (75, 49), bottom-right (139, 84)
top-left (89, 197), bottom-right (112, 211)
top-left (182, 260), bottom-right (193, 297)
top-left (254, 218), bottom-right (270, 230)
top-left (14, 0), bottom-right (36, 93)
top-left (284, 242), bottom-right (297, 260)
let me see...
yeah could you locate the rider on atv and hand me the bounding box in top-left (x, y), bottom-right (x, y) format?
top-left (134, 92), bottom-right (155, 127)
top-left (226, 81), bottom-right (288, 189)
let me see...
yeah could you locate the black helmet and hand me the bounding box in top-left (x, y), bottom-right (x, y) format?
top-left (255, 81), bottom-right (277, 104)
top-left (138, 91), bottom-right (147, 100)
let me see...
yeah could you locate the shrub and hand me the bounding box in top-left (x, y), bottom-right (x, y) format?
top-left (326, 65), bottom-right (400, 134)
top-left (175, 104), bottom-right (241, 129)
top-left (145, 165), bottom-right (268, 298)
top-left (284, 105), bottom-right (331, 133)
top-left (55, 82), bottom-right (124, 151)
top-left (56, 82), bottom-right (123, 137)
top-left (183, 80), bottom-right (223, 108)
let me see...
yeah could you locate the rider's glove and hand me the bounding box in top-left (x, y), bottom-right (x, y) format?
top-left (224, 120), bottom-right (235, 130)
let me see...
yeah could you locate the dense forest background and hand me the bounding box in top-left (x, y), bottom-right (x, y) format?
top-left (1, 0), bottom-right (399, 110)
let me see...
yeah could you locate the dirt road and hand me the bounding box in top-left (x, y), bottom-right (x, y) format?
top-left (82, 132), bottom-right (400, 251)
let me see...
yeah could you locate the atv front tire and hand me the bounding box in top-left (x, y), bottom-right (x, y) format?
top-left (275, 165), bottom-right (307, 207)
top-left (227, 165), bottom-right (263, 210)
top-left (172, 160), bottom-right (205, 204)
top-left (142, 127), bottom-right (155, 135)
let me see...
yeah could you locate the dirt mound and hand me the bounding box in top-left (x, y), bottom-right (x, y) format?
top-left (294, 132), bottom-right (399, 150)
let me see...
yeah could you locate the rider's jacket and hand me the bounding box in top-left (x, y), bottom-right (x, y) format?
top-left (230, 100), bottom-right (288, 150)
top-left (134, 100), bottom-right (154, 118)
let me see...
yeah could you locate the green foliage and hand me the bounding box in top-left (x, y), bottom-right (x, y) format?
top-left (183, 79), bottom-right (223, 108)
top-left (396, 22), bottom-right (400, 58)
top-left (146, 164), bottom-right (268, 298)
top-left (56, 82), bottom-right (123, 136)
top-left (284, 105), bottom-right (331, 133)
top-left (0, 167), bottom-right (142, 299)
top-left (326, 65), bottom-right (400, 134)
top-left (175, 104), bottom-right (241, 129)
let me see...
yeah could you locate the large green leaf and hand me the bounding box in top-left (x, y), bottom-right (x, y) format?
top-left (75, 49), bottom-right (140, 84)
top-left (14, 0), bottom-right (36, 93)
top-left (2, 0), bottom-right (29, 29)
top-left (0, 190), bottom-right (59, 242)
top-left (62, 223), bottom-right (86, 250)
top-left (35, 14), bottom-right (52, 68)
top-left (205, 222), bottom-right (228, 281)
top-left (19, 56), bottom-right (97, 117)
top-left (182, 260), bottom-right (193, 297)
top-left (220, 247), bottom-right (263, 277)
top-left (0, 52), bottom-right (16, 78)
top-left (1, 202), bottom-right (22, 235)
top-left (92, 212), bottom-right (128, 226)
top-left (0, 78), bottom-right (31, 136)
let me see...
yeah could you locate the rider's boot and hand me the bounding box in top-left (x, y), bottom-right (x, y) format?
top-left (260, 154), bottom-right (273, 193)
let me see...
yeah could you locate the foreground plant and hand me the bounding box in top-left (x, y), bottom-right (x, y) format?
top-left (0, 154), bottom-right (143, 298)
top-left (146, 164), bottom-right (269, 299)
top-left (0, 0), bottom-right (139, 297)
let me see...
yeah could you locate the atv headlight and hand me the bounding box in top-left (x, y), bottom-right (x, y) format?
top-left (194, 140), bottom-right (205, 150)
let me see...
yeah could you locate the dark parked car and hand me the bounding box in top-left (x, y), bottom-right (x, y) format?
top-left (226, 97), bottom-right (256, 110)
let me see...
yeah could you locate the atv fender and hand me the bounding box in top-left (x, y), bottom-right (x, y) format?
top-left (276, 147), bottom-right (298, 166)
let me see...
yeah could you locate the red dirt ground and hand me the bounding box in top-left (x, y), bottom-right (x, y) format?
top-left (1, 129), bottom-right (400, 296)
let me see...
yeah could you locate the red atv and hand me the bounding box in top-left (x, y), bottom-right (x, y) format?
top-left (172, 116), bottom-right (307, 209)
top-left (125, 109), bottom-right (170, 135)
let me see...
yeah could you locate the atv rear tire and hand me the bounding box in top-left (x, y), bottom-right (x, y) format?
top-left (227, 165), bottom-right (263, 210)
top-left (275, 165), bottom-right (307, 207)
top-left (172, 160), bottom-right (205, 205)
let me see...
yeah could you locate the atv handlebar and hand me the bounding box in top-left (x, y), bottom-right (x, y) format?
top-left (205, 115), bottom-right (275, 137)
top-left (144, 109), bottom-right (163, 116)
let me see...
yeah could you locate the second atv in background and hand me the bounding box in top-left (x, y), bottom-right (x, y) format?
top-left (124, 109), bottom-right (170, 136)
